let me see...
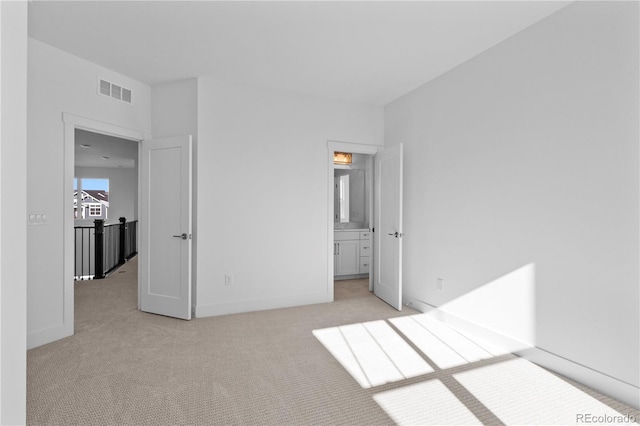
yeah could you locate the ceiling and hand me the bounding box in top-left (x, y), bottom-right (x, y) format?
top-left (28, 1), bottom-right (571, 106)
top-left (75, 129), bottom-right (138, 169)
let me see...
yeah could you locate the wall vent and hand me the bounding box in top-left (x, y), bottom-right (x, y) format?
top-left (122, 88), bottom-right (132, 103)
top-left (97, 78), bottom-right (132, 104)
top-left (111, 84), bottom-right (122, 100)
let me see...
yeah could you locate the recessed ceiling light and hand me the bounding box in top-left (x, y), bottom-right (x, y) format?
top-left (79, 144), bottom-right (91, 148)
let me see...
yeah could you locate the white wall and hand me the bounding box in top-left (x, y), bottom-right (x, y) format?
top-left (1, 2), bottom-right (28, 423)
top-left (385, 1), bottom-right (639, 404)
top-left (27, 38), bottom-right (151, 348)
top-left (196, 77), bottom-right (383, 316)
top-left (75, 166), bottom-right (138, 225)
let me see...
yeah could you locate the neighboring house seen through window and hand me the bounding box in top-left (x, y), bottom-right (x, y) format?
top-left (74, 178), bottom-right (109, 220)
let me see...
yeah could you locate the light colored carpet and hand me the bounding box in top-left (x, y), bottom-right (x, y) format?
top-left (27, 259), bottom-right (640, 425)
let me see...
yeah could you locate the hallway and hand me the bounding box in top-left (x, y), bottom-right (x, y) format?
top-left (74, 256), bottom-right (139, 335)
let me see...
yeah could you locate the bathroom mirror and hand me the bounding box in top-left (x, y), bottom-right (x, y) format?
top-left (334, 169), bottom-right (365, 224)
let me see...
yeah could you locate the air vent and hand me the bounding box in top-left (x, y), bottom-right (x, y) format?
top-left (122, 88), bottom-right (132, 103)
top-left (97, 78), bottom-right (132, 104)
top-left (111, 84), bottom-right (122, 100)
top-left (99, 79), bottom-right (111, 96)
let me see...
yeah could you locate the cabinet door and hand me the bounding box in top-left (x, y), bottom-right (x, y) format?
top-left (335, 240), bottom-right (360, 276)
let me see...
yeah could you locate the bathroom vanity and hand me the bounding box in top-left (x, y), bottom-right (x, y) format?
top-left (334, 229), bottom-right (371, 279)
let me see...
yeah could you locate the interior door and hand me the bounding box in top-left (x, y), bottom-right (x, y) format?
top-left (139, 135), bottom-right (192, 319)
top-left (374, 143), bottom-right (403, 310)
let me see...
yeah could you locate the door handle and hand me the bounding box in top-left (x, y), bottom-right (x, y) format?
top-left (173, 233), bottom-right (188, 240)
top-left (387, 232), bottom-right (404, 238)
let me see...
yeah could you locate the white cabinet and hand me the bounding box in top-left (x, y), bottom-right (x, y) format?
top-left (334, 230), bottom-right (371, 278)
top-left (335, 239), bottom-right (360, 276)
top-left (359, 231), bottom-right (371, 274)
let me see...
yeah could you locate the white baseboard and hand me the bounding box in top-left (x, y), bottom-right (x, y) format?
top-left (403, 295), bottom-right (640, 409)
top-left (334, 273), bottom-right (369, 281)
top-left (27, 323), bottom-right (73, 350)
top-left (517, 346), bottom-right (640, 409)
top-left (196, 291), bottom-right (332, 318)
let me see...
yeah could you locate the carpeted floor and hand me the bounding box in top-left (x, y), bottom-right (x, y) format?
top-left (27, 259), bottom-right (640, 425)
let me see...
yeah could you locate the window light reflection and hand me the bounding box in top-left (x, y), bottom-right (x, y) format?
top-left (313, 320), bottom-right (433, 389)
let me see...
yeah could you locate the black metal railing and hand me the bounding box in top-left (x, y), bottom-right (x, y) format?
top-left (74, 217), bottom-right (138, 280)
top-left (124, 219), bottom-right (138, 261)
top-left (74, 226), bottom-right (96, 279)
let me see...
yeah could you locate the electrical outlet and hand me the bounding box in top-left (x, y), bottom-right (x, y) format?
top-left (225, 274), bottom-right (233, 286)
top-left (436, 278), bottom-right (444, 291)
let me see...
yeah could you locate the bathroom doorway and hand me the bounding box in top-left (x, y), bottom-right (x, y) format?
top-left (327, 141), bottom-right (380, 301)
top-left (333, 153), bottom-right (374, 281)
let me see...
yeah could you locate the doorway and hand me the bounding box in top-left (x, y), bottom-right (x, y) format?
top-left (73, 129), bottom-right (139, 281)
top-left (63, 113), bottom-right (146, 338)
top-left (333, 153), bottom-right (374, 293)
top-left (327, 141), bottom-right (381, 302)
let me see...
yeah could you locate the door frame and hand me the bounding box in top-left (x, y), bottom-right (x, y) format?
top-left (327, 141), bottom-right (381, 300)
top-left (62, 113), bottom-right (150, 337)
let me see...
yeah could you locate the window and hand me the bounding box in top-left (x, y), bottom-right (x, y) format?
top-left (88, 204), bottom-right (102, 217)
top-left (73, 178), bottom-right (109, 219)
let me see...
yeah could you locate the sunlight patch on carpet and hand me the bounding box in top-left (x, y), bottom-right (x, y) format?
top-left (389, 314), bottom-right (505, 369)
top-left (313, 320), bottom-right (433, 388)
top-left (454, 358), bottom-right (636, 425)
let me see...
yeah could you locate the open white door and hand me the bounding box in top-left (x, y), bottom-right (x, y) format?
top-left (139, 135), bottom-right (192, 319)
top-left (374, 143), bottom-right (403, 310)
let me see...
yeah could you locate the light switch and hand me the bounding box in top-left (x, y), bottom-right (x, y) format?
top-left (28, 212), bottom-right (47, 225)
